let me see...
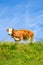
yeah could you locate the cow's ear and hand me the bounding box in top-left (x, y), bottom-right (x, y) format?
top-left (6, 28), bottom-right (9, 32)
top-left (12, 28), bottom-right (14, 30)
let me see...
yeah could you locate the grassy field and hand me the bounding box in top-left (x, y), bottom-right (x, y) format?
top-left (0, 41), bottom-right (43, 65)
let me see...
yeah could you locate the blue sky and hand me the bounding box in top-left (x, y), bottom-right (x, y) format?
top-left (0, 0), bottom-right (43, 41)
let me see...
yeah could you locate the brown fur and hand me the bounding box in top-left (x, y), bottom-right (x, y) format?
top-left (11, 29), bottom-right (34, 42)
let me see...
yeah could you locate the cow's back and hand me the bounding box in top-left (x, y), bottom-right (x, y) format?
top-left (12, 30), bottom-right (34, 38)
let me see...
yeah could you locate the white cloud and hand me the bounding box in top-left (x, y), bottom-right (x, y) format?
top-left (34, 14), bottom-right (43, 19)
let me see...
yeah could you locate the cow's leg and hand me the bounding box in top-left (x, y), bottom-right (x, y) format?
top-left (29, 37), bottom-right (32, 43)
top-left (28, 37), bottom-right (33, 43)
top-left (20, 36), bottom-right (24, 43)
top-left (28, 33), bottom-right (34, 43)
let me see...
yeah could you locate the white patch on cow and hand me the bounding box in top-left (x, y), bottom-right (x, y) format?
top-left (15, 38), bottom-right (20, 41)
top-left (8, 28), bottom-right (12, 35)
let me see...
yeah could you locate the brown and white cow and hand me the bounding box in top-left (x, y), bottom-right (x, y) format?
top-left (6, 28), bottom-right (34, 42)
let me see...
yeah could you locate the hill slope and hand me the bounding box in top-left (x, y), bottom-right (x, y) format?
top-left (0, 42), bottom-right (43, 65)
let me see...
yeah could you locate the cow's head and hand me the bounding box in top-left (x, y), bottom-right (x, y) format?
top-left (6, 28), bottom-right (14, 36)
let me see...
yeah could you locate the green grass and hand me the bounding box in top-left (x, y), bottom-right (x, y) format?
top-left (0, 41), bottom-right (43, 65)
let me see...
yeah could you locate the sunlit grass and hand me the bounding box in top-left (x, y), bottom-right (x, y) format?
top-left (0, 41), bottom-right (43, 65)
